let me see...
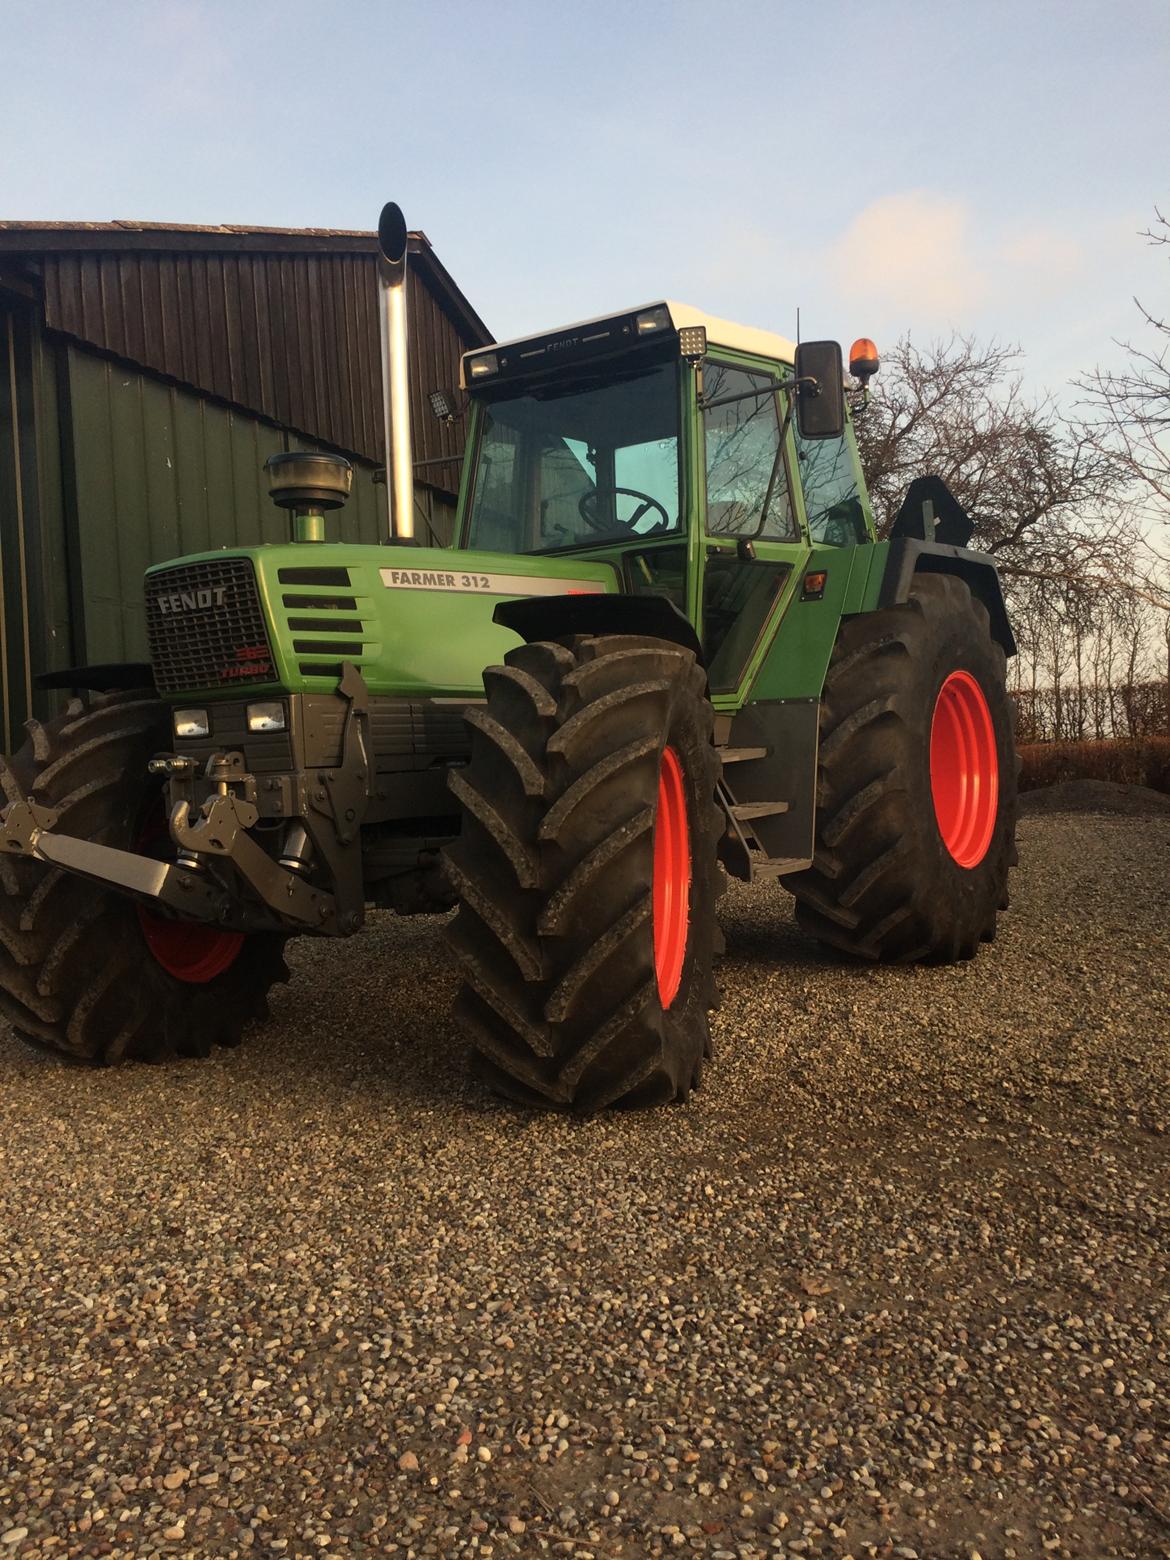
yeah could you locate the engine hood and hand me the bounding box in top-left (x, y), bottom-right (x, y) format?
top-left (144, 543), bottom-right (619, 699)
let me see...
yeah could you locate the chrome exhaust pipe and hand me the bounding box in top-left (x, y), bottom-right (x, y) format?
top-left (376, 202), bottom-right (416, 542)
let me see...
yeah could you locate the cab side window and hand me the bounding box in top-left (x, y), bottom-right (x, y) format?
top-left (795, 429), bottom-right (868, 545)
top-left (703, 363), bottom-right (796, 540)
top-left (466, 413), bottom-right (522, 550)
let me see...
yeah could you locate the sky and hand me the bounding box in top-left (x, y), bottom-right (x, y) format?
top-left (2, 0), bottom-right (1167, 400)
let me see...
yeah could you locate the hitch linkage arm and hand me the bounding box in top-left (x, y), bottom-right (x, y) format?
top-left (170, 792), bottom-right (338, 930)
top-left (0, 798), bottom-right (231, 922)
top-left (0, 790), bottom-right (339, 933)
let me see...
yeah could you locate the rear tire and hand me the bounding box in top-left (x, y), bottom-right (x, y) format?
top-left (0, 689), bottom-right (289, 1062)
top-left (444, 635), bottom-right (722, 1110)
top-left (783, 574), bottom-right (1017, 962)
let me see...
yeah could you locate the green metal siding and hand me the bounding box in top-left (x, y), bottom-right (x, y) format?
top-left (0, 300), bottom-right (75, 750)
top-left (64, 347), bottom-right (411, 664)
top-left (69, 348), bottom-right (284, 662)
top-left (31, 330), bottom-right (73, 680)
top-left (0, 307), bottom-right (33, 747)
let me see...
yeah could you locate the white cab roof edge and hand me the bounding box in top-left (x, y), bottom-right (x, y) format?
top-left (460, 300), bottom-right (796, 384)
top-left (663, 302), bottom-right (796, 366)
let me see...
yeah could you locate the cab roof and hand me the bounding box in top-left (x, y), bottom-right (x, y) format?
top-left (460, 300), bottom-right (796, 388)
top-left (662, 301), bottom-right (796, 365)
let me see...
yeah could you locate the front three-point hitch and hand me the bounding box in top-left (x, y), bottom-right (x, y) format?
top-left (0, 749), bottom-right (341, 935)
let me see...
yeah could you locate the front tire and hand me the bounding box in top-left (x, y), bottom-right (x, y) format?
top-left (0, 689), bottom-right (289, 1062)
top-left (783, 574), bottom-right (1017, 962)
top-left (444, 635), bottom-right (722, 1110)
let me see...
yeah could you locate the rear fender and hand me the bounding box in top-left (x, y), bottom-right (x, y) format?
top-left (36, 662), bottom-right (156, 693)
top-left (879, 539), bottom-right (1016, 656)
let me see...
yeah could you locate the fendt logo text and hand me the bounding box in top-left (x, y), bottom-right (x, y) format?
top-left (157, 587), bottom-right (228, 615)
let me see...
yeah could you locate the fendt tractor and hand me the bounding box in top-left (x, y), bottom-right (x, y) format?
top-left (0, 204), bottom-right (1017, 1110)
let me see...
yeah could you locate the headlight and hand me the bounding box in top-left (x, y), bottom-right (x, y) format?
top-left (635, 305), bottom-right (671, 336)
top-left (173, 709), bottom-right (209, 740)
top-left (246, 701), bottom-right (287, 733)
top-left (468, 352), bottom-right (499, 380)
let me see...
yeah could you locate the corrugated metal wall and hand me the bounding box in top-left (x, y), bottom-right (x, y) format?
top-left (41, 248), bottom-right (468, 494)
top-left (64, 346), bottom-right (453, 665)
top-left (1, 229), bottom-right (487, 748)
top-left (0, 303), bottom-right (35, 748)
top-left (0, 299), bottom-right (74, 751)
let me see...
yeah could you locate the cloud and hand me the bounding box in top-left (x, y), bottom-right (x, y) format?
top-left (827, 191), bottom-right (988, 323)
top-left (1001, 226), bottom-right (1084, 279)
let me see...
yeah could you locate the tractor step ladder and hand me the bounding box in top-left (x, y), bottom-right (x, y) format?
top-left (715, 748), bottom-right (805, 879)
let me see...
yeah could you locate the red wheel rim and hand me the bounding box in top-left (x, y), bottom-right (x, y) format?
top-left (135, 808), bottom-right (244, 984)
top-left (652, 745), bottom-right (691, 1009)
top-left (929, 670), bottom-right (999, 869)
top-left (136, 909), bottom-right (244, 984)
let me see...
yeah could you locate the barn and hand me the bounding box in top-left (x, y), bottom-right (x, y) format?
top-left (0, 220), bottom-right (490, 750)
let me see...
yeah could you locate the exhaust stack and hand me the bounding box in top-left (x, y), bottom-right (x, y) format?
top-left (376, 202), bottom-right (415, 542)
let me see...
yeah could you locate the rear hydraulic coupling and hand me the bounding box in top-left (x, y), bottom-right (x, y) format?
top-left (148, 755), bottom-right (197, 778)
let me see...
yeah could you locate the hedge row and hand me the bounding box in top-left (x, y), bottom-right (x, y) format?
top-left (1017, 737), bottom-right (1170, 794)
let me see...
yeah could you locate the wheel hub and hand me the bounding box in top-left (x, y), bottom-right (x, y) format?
top-left (652, 745), bottom-right (691, 1008)
top-left (929, 669), bottom-right (999, 869)
top-left (135, 806), bottom-right (244, 983)
top-left (136, 908), bottom-right (245, 984)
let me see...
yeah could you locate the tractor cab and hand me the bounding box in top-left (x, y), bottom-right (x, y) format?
top-left (454, 303), bottom-right (874, 700)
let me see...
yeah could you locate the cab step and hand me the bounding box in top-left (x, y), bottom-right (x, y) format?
top-left (716, 745), bottom-right (770, 765)
top-left (729, 799), bottom-right (790, 820)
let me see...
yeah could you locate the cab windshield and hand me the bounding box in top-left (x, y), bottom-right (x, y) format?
top-left (463, 360), bottom-right (682, 554)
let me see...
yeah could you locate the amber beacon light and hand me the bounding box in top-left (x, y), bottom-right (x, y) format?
top-left (849, 338), bottom-right (880, 385)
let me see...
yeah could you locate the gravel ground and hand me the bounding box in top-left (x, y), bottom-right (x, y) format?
top-left (1, 806), bottom-right (1168, 1560)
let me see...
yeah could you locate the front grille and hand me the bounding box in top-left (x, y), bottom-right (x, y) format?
top-left (146, 558), bottom-right (275, 694)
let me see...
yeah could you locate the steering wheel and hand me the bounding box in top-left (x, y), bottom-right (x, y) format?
top-left (578, 486), bottom-right (670, 536)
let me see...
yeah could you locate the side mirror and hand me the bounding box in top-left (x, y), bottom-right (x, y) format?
top-left (794, 340), bottom-right (846, 441)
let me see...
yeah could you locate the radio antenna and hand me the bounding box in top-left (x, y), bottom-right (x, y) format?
top-left (796, 306), bottom-right (801, 345)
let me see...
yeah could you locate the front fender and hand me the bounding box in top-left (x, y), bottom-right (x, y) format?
top-left (493, 592), bottom-right (704, 660)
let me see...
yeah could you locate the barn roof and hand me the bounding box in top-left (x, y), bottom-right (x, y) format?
top-left (0, 220), bottom-right (491, 490)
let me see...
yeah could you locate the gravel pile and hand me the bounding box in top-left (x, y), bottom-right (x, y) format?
top-left (1, 809), bottom-right (1168, 1560)
top-left (1019, 779), bottom-right (1170, 817)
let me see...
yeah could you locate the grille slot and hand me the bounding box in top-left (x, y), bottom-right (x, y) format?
top-left (281, 576), bottom-right (370, 678)
top-left (281, 594), bottom-right (357, 610)
top-left (287, 616), bottom-right (364, 633)
top-left (293, 639), bottom-right (365, 656)
top-left (278, 566), bottom-right (351, 587)
top-left (146, 558), bottom-right (275, 695)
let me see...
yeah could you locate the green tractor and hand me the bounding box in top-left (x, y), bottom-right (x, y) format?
top-left (0, 204), bottom-right (1017, 1108)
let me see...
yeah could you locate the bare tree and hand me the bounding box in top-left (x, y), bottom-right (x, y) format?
top-left (854, 334), bottom-right (1129, 581)
top-left (852, 328), bottom-right (1170, 736)
top-left (1076, 208), bottom-right (1170, 730)
top-left (1077, 209), bottom-right (1170, 533)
